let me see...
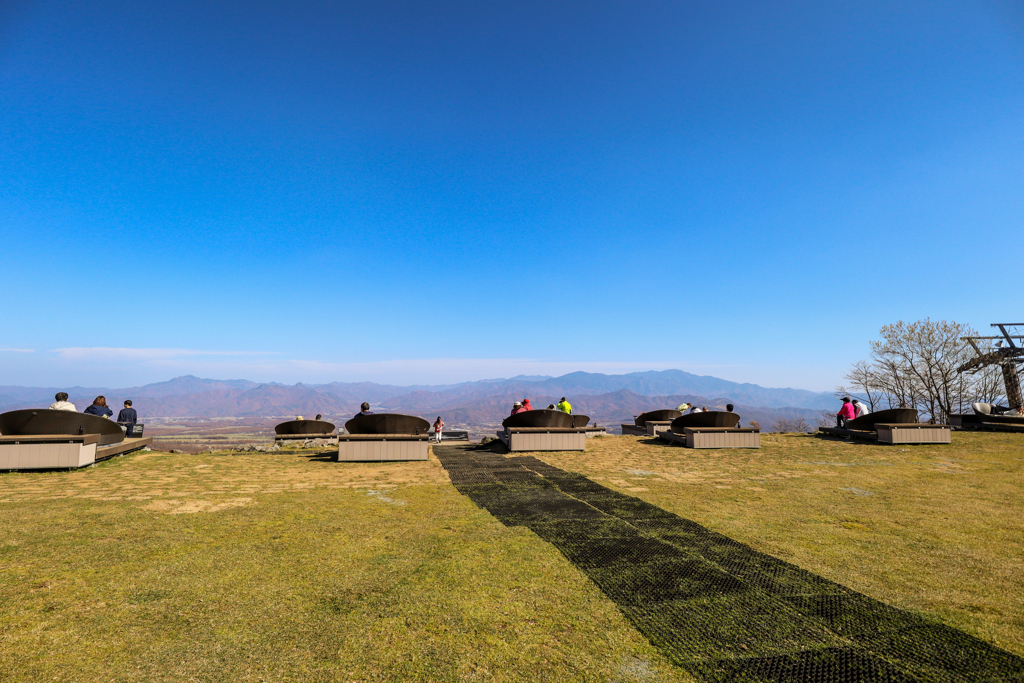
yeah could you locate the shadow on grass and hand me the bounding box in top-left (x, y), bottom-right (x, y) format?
top-left (433, 444), bottom-right (1024, 682)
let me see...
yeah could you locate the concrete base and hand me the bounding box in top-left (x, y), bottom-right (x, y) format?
top-left (583, 426), bottom-right (609, 438)
top-left (497, 428), bottom-right (587, 452)
top-left (657, 428), bottom-right (760, 449)
top-left (275, 433), bottom-right (338, 442)
top-left (646, 421), bottom-right (674, 436)
top-left (336, 434), bottom-right (429, 462)
top-left (0, 435), bottom-right (153, 470)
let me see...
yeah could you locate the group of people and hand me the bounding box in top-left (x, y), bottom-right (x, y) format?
top-left (835, 397), bottom-right (870, 428)
top-left (47, 392), bottom-right (140, 436)
top-left (676, 402), bottom-right (719, 415)
top-left (511, 397), bottom-right (573, 415)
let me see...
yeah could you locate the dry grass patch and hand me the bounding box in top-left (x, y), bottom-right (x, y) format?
top-left (538, 432), bottom-right (1024, 657)
top-left (0, 446), bottom-right (690, 682)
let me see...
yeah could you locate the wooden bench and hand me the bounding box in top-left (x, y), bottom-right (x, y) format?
top-left (336, 434), bottom-right (429, 462)
top-left (657, 427), bottom-right (760, 449)
top-left (497, 428), bottom-right (587, 452)
top-left (620, 424), bottom-right (646, 436)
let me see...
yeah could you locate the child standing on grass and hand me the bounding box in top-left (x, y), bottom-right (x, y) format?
top-left (433, 416), bottom-right (444, 443)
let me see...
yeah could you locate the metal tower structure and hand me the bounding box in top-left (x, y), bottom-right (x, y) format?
top-left (957, 323), bottom-right (1024, 412)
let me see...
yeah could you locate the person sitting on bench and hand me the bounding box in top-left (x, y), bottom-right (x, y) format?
top-left (836, 397), bottom-right (856, 428)
top-left (117, 400), bottom-right (138, 437)
top-left (852, 399), bottom-right (869, 417)
top-left (48, 392), bottom-right (77, 412)
top-left (84, 396), bottom-right (113, 418)
top-left (354, 402), bottom-right (373, 418)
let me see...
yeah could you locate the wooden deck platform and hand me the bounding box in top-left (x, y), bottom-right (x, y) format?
top-left (948, 415), bottom-right (1024, 433)
top-left (0, 435), bottom-right (152, 470)
top-left (336, 434), bottom-right (429, 462)
top-left (819, 423), bottom-right (951, 444)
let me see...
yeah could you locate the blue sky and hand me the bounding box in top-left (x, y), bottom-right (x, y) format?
top-left (2, 0), bottom-right (1022, 390)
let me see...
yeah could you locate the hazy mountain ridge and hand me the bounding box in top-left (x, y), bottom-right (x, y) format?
top-left (0, 371), bottom-right (832, 428)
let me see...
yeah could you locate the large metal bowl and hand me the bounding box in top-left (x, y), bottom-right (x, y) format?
top-left (846, 408), bottom-right (918, 430)
top-left (502, 409), bottom-right (574, 430)
top-left (344, 413), bottom-right (430, 435)
top-left (0, 409), bottom-right (126, 446)
top-left (571, 414), bottom-right (590, 428)
top-left (274, 419), bottom-right (336, 436)
top-left (670, 411), bottom-right (741, 432)
top-left (634, 409), bottom-right (682, 427)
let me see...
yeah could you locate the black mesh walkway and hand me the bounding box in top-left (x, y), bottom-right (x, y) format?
top-left (434, 444), bottom-right (1024, 682)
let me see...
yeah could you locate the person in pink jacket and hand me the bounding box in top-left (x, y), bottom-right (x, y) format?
top-left (836, 397), bottom-right (857, 428)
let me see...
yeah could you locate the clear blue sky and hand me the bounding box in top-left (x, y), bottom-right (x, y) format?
top-left (2, 0), bottom-right (1022, 390)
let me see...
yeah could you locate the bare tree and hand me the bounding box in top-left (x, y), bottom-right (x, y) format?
top-left (815, 409), bottom-right (837, 430)
top-left (843, 319), bottom-right (990, 423)
top-left (772, 416), bottom-right (811, 433)
top-left (842, 362), bottom-right (885, 411)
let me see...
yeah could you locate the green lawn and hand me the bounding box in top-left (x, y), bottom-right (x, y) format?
top-left (2, 432), bottom-right (1021, 681)
top-left (0, 447), bottom-right (689, 682)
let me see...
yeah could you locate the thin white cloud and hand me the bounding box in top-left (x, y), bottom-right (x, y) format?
top-left (0, 348), bottom-right (34, 353)
top-left (52, 347), bottom-right (276, 361)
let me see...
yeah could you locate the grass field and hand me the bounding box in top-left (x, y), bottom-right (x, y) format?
top-left (1, 432), bottom-right (1021, 681)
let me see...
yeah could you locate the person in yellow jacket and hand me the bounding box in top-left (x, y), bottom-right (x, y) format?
top-left (556, 397), bottom-right (572, 414)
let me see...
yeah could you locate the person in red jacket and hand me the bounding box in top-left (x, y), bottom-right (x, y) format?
top-left (836, 397), bottom-right (856, 428)
top-left (521, 398), bottom-right (533, 412)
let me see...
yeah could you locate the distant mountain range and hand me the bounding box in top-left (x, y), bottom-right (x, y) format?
top-left (0, 370), bottom-right (834, 428)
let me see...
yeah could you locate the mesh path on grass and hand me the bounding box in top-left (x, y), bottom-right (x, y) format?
top-left (434, 444), bottom-right (1024, 682)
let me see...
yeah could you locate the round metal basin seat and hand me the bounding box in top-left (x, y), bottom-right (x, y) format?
top-left (634, 409), bottom-right (682, 427)
top-left (0, 409), bottom-right (126, 446)
top-left (670, 411), bottom-right (741, 431)
top-left (846, 408), bottom-right (918, 430)
top-left (274, 419), bottom-right (336, 435)
top-left (344, 413), bottom-right (430, 435)
top-left (502, 409), bottom-right (574, 430)
top-left (571, 414), bottom-right (590, 428)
